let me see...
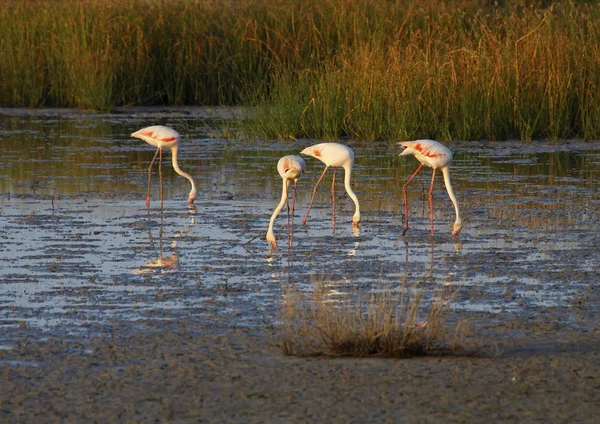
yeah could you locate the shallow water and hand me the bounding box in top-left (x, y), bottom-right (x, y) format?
top-left (1, 108), bottom-right (599, 342)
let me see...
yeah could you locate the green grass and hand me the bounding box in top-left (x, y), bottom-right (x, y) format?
top-left (2, 0), bottom-right (600, 140)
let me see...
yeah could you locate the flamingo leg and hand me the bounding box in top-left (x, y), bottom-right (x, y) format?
top-left (285, 180), bottom-right (292, 249)
top-left (429, 169), bottom-right (436, 236)
top-left (291, 180), bottom-right (298, 224)
top-left (159, 147), bottom-right (164, 208)
top-left (147, 148), bottom-right (160, 209)
top-left (289, 179), bottom-right (298, 250)
top-left (402, 163), bottom-right (424, 235)
top-left (331, 167), bottom-right (337, 231)
top-left (303, 165), bottom-right (330, 225)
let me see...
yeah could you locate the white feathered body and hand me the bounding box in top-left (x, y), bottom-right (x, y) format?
top-left (300, 143), bottom-right (354, 167)
top-left (277, 155), bottom-right (306, 180)
top-left (131, 125), bottom-right (197, 204)
top-left (399, 139), bottom-right (452, 169)
top-left (131, 125), bottom-right (180, 149)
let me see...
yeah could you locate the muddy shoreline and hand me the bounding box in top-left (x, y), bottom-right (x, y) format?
top-left (1, 313), bottom-right (598, 423)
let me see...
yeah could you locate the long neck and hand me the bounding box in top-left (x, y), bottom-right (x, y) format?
top-left (441, 166), bottom-right (461, 225)
top-left (170, 145), bottom-right (196, 196)
top-left (343, 164), bottom-right (360, 223)
top-left (267, 179), bottom-right (289, 237)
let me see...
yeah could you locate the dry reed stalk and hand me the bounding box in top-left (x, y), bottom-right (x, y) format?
top-left (279, 284), bottom-right (469, 358)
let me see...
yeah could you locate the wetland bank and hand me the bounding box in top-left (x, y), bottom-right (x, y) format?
top-left (0, 109), bottom-right (599, 421)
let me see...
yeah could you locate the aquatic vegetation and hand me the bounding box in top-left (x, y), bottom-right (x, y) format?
top-left (2, 0), bottom-right (600, 140)
top-left (279, 284), bottom-right (469, 358)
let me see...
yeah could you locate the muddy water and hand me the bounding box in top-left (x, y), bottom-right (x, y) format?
top-left (0, 108), bottom-right (598, 343)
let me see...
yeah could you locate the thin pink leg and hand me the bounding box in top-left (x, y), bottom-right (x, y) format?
top-left (147, 148), bottom-right (160, 209)
top-left (402, 163), bottom-right (423, 235)
top-left (289, 179), bottom-right (297, 250)
top-left (159, 147), bottom-right (164, 208)
top-left (331, 167), bottom-right (337, 231)
top-left (303, 166), bottom-right (330, 225)
top-left (285, 180), bottom-right (291, 249)
top-left (429, 169), bottom-right (436, 236)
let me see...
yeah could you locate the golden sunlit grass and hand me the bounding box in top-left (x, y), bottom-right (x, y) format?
top-left (279, 284), bottom-right (470, 358)
top-left (3, 0), bottom-right (600, 140)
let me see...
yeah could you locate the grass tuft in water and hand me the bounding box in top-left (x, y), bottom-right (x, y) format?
top-left (279, 284), bottom-right (469, 358)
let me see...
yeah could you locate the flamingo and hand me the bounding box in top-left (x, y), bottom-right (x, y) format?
top-left (398, 139), bottom-right (462, 236)
top-left (300, 143), bottom-right (360, 228)
top-left (266, 155), bottom-right (306, 249)
top-left (131, 125), bottom-right (197, 208)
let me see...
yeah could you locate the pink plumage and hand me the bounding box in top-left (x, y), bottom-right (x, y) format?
top-left (131, 125), bottom-right (180, 148)
top-left (300, 142), bottom-right (361, 227)
top-left (267, 155), bottom-right (306, 249)
top-left (399, 139), bottom-right (453, 169)
top-left (398, 139), bottom-right (462, 236)
top-left (131, 125), bottom-right (197, 207)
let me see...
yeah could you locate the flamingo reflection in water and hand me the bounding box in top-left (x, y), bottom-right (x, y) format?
top-left (131, 125), bottom-right (197, 208)
top-left (132, 206), bottom-right (196, 274)
top-left (266, 155), bottom-right (306, 249)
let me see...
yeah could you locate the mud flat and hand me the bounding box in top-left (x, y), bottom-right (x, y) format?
top-left (1, 312), bottom-right (598, 423)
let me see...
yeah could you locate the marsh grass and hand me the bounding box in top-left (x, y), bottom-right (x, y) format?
top-left (3, 0), bottom-right (600, 139)
top-left (279, 284), bottom-right (469, 358)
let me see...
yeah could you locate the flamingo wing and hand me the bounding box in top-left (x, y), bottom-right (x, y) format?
top-left (399, 139), bottom-right (452, 167)
top-left (132, 125), bottom-right (180, 147)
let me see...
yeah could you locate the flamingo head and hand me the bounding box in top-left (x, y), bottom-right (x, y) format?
top-left (187, 189), bottom-right (197, 204)
top-left (352, 211), bottom-right (361, 226)
top-left (451, 219), bottom-right (463, 236)
top-left (398, 142), bottom-right (413, 156)
top-left (300, 146), bottom-right (319, 159)
top-left (266, 230), bottom-right (277, 249)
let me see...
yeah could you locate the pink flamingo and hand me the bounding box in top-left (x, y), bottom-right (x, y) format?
top-left (131, 125), bottom-right (197, 208)
top-left (266, 155), bottom-right (306, 249)
top-left (399, 139), bottom-right (462, 236)
top-left (300, 143), bottom-right (360, 228)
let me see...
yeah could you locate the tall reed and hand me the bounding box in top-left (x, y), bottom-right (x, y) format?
top-left (242, 2), bottom-right (600, 141)
top-left (2, 0), bottom-right (600, 140)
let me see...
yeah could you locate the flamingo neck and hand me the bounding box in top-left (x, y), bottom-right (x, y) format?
top-left (170, 145), bottom-right (197, 200)
top-left (441, 166), bottom-right (462, 233)
top-left (267, 179), bottom-right (289, 242)
top-left (343, 164), bottom-right (361, 224)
